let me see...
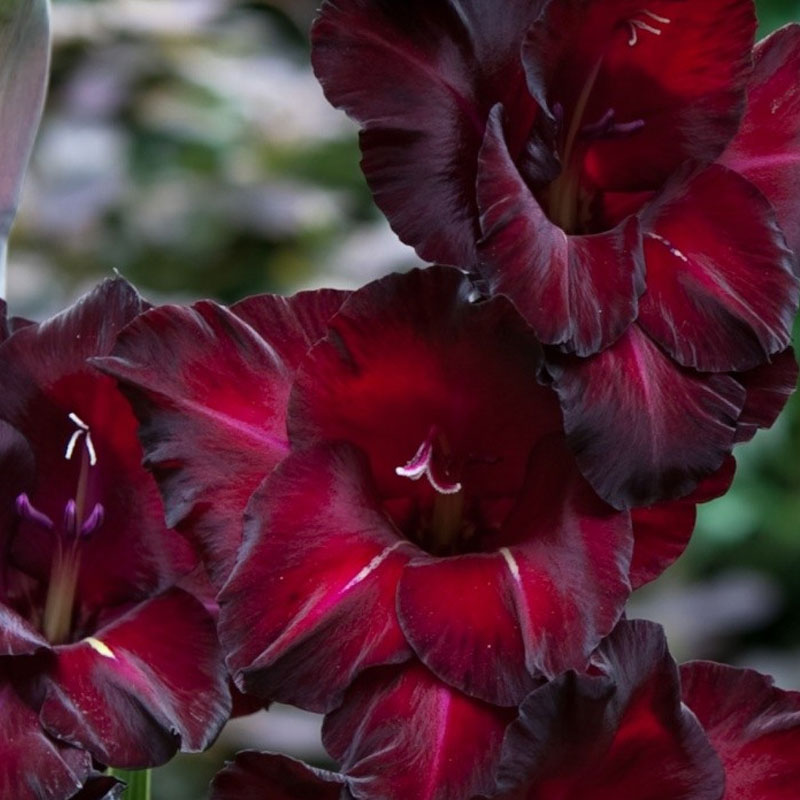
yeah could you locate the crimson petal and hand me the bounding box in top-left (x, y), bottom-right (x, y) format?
top-left (0, 671), bottom-right (92, 800)
top-left (523, 0), bottom-right (755, 191)
top-left (311, 0), bottom-right (544, 265)
top-left (638, 164), bottom-right (798, 372)
top-left (397, 436), bottom-right (631, 705)
top-left (96, 291), bottom-right (345, 587)
top-left (219, 444), bottom-right (414, 713)
top-left (39, 588), bottom-right (230, 768)
top-left (681, 662), bottom-right (800, 799)
top-left (721, 24), bottom-right (800, 254)
top-left (734, 347), bottom-right (798, 443)
top-left (494, 620), bottom-right (725, 800)
top-left (629, 457), bottom-right (736, 589)
top-left (211, 752), bottom-right (349, 800)
top-left (549, 325), bottom-right (746, 508)
top-left (476, 105), bottom-right (644, 356)
top-left (323, 661), bottom-right (513, 800)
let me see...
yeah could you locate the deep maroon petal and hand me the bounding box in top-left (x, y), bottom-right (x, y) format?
top-left (311, 0), bottom-right (545, 265)
top-left (219, 444), bottom-right (415, 713)
top-left (721, 24), bottom-right (800, 255)
top-left (397, 436), bottom-right (631, 705)
top-left (734, 347), bottom-right (798, 443)
top-left (0, 280), bottom-right (194, 611)
top-left (0, 418), bottom-right (34, 553)
top-left (638, 165), bottom-right (798, 372)
top-left (0, 672), bottom-right (92, 800)
top-left (289, 267), bottom-right (558, 501)
top-left (495, 620), bottom-right (725, 800)
top-left (523, 0), bottom-right (755, 191)
top-left (476, 105), bottom-right (644, 356)
top-left (211, 752), bottom-right (349, 800)
top-left (72, 775), bottom-right (125, 800)
top-left (629, 457), bottom-right (736, 589)
top-left (0, 602), bottom-right (50, 656)
top-left (681, 662), bottom-right (800, 799)
top-left (550, 325), bottom-right (746, 508)
top-left (323, 662), bottom-right (513, 800)
top-left (96, 291), bottom-right (345, 587)
top-left (39, 588), bottom-right (230, 768)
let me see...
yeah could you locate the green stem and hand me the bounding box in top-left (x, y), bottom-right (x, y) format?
top-left (108, 768), bottom-right (152, 800)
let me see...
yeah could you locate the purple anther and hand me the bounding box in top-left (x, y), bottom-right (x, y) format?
top-left (15, 493), bottom-right (54, 530)
top-left (80, 503), bottom-right (105, 538)
top-left (63, 499), bottom-right (78, 538)
top-left (552, 102), bottom-right (565, 129)
top-left (580, 108), bottom-right (645, 141)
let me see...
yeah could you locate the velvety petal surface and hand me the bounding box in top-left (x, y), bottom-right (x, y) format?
top-left (323, 662), bottom-right (513, 800)
top-left (494, 620), bottom-right (725, 800)
top-left (682, 662), bottom-right (800, 799)
top-left (0, 280), bottom-right (194, 612)
top-left (289, 267), bottom-right (558, 502)
top-left (721, 24), bottom-right (800, 254)
top-left (311, 0), bottom-right (545, 265)
top-left (629, 457), bottom-right (736, 588)
top-left (638, 165), bottom-right (798, 372)
top-left (39, 588), bottom-right (230, 768)
top-left (97, 290), bottom-right (345, 587)
top-left (211, 752), bottom-right (349, 800)
top-left (476, 105), bottom-right (644, 355)
top-left (397, 437), bottom-right (631, 705)
top-left (523, 0), bottom-right (755, 190)
top-left (549, 325), bottom-right (746, 508)
top-left (219, 444), bottom-right (415, 713)
top-left (735, 347), bottom-right (798, 443)
top-left (0, 672), bottom-right (91, 800)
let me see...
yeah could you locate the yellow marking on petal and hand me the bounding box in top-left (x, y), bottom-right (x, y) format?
top-left (85, 637), bottom-right (116, 659)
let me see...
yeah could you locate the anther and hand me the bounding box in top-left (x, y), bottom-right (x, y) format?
top-left (395, 430), bottom-right (462, 495)
top-left (80, 503), bottom-right (105, 538)
top-left (15, 493), bottom-right (54, 530)
top-left (581, 109), bottom-right (645, 141)
top-left (63, 499), bottom-right (78, 538)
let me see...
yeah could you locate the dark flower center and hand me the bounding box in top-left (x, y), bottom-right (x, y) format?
top-left (14, 412), bottom-right (105, 644)
top-left (391, 426), bottom-right (510, 557)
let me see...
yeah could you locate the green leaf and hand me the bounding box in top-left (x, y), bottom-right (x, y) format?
top-left (0, 0), bottom-right (50, 294)
top-left (108, 768), bottom-right (152, 800)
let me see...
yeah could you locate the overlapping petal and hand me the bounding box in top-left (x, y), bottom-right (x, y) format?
top-left (0, 670), bottom-right (91, 800)
top-left (477, 105), bottom-right (645, 355)
top-left (219, 444), bottom-right (415, 713)
top-left (311, 0), bottom-right (545, 265)
top-left (638, 164), bottom-right (798, 372)
top-left (97, 289), bottom-right (347, 587)
top-left (549, 325), bottom-right (746, 508)
top-left (681, 662), bottom-right (800, 799)
top-left (491, 620), bottom-right (725, 800)
top-left (211, 752), bottom-right (349, 800)
top-left (721, 24), bottom-right (800, 254)
top-left (39, 588), bottom-right (230, 768)
top-left (323, 662), bottom-right (513, 800)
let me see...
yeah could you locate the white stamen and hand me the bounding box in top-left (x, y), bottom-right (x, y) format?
top-left (627, 10), bottom-right (671, 46)
top-left (64, 429), bottom-right (83, 461)
top-left (84, 431), bottom-right (97, 466)
top-left (85, 637), bottom-right (116, 659)
top-left (68, 412), bottom-right (89, 430)
top-left (640, 9), bottom-right (671, 24)
top-left (64, 412), bottom-right (98, 465)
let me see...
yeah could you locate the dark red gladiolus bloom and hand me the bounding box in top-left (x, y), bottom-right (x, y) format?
top-left (212, 267), bottom-right (635, 710)
top-left (0, 281), bottom-right (230, 800)
top-left (311, 0), bottom-right (800, 508)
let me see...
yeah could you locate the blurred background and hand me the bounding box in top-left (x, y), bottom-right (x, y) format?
top-left (5, 0), bottom-right (800, 796)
